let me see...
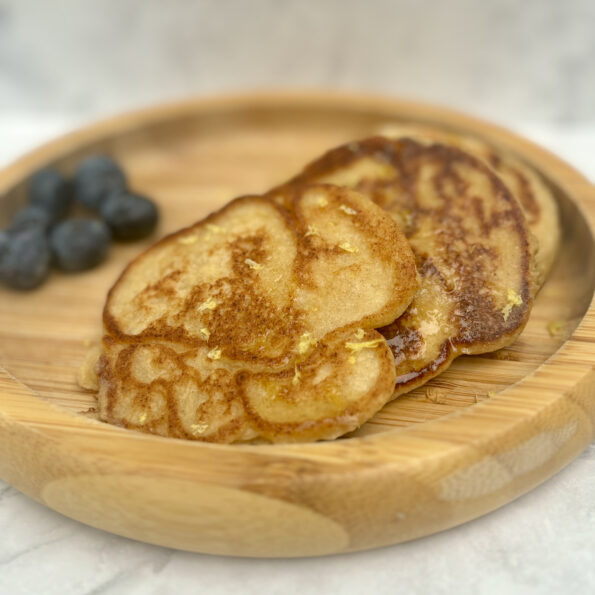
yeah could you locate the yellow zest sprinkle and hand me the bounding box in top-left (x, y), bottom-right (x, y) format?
top-left (348, 355), bottom-right (356, 365)
top-left (245, 258), bottom-right (263, 270)
top-left (198, 298), bottom-right (218, 312)
top-left (345, 338), bottom-right (384, 352)
top-left (354, 328), bottom-right (365, 340)
top-left (425, 387), bottom-right (442, 403)
top-left (508, 288), bottom-right (523, 305)
top-left (501, 288), bottom-right (523, 321)
top-left (139, 412), bottom-right (147, 424)
top-left (317, 197), bottom-right (328, 207)
top-left (199, 327), bottom-right (211, 341)
top-left (206, 224), bottom-right (223, 233)
top-left (339, 242), bottom-right (358, 253)
top-left (292, 365), bottom-right (301, 386)
top-left (298, 332), bottom-right (317, 354)
top-left (547, 320), bottom-right (566, 337)
top-left (339, 204), bottom-right (357, 216)
top-left (400, 209), bottom-right (413, 227)
top-left (178, 235), bottom-right (198, 245)
top-left (487, 390), bottom-right (495, 398)
top-left (190, 422), bottom-right (209, 435)
top-left (305, 225), bottom-right (320, 237)
top-left (207, 347), bottom-right (222, 360)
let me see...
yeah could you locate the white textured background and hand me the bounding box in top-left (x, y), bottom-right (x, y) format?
top-left (1, 0), bottom-right (594, 176)
top-left (0, 0), bottom-right (594, 123)
top-left (0, 1), bottom-right (594, 594)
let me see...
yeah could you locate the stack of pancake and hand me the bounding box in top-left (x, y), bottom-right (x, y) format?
top-left (84, 124), bottom-right (559, 443)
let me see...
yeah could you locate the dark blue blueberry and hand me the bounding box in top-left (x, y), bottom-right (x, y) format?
top-left (10, 206), bottom-right (52, 233)
top-left (50, 219), bottom-right (111, 271)
top-left (0, 230), bottom-right (9, 263)
top-left (100, 191), bottom-right (158, 241)
top-left (29, 168), bottom-right (72, 222)
top-left (0, 228), bottom-right (51, 290)
top-left (74, 155), bottom-right (127, 211)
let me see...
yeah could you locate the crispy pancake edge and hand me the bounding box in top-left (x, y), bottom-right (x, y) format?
top-left (276, 137), bottom-right (535, 398)
top-left (376, 123), bottom-right (561, 287)
top-left (96, 185), bottom-right (418, 442)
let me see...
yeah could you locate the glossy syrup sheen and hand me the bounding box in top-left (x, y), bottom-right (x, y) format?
top-left (97, 184), bottom-right (419, 442)
top-left (279, 137), bottom-right (535, 398)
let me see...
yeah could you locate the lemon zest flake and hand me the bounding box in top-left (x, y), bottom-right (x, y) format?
top-left (305, 225), bottom-right (320, 237)
top-left (298, 332), bottom-right (317, 355)
top-left (425, 387), bottom-right (443, 403)
top-left (339, 242), bottom-right (358, 253)
top-left (345, 338), bottom-right (384, 352)
top-left (245, 258), bottom-right (263, 270)
top-left (198, 298), bottom-right (218, 312)
top-left (354, 328), bottom-right (365, 340)
top-left (207, 347), bottom-right (222, 360)
top-left (292, 365), bottom-right (301, 386)
top-left (206, 224), bottom-right (223, 233)
top-left (487, 390), bottom-right (495, 398)
top-left (547, 320), bottom-right (566, 337)
top-left (339, 204), bottom-right (357, 216)
top-left (178, 235), bottom-right (198, 245)
top-left (190, 422), bottom-right (209, 435)
top-left (502, 288), bottom-right (523, 321)
top-left (348, 355), bottom-right (356, 365)
top-left (139, 412), bottom-right (147, 424)
top-left (199, 327), bottom-right (211, 341)
top-left (400, 209), bottom-right (413, 227)
top-left (317, 197), bottom-right (328, 207)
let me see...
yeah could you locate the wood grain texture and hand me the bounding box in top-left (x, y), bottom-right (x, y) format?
top-left (0, 92), bottom-right (593, 557)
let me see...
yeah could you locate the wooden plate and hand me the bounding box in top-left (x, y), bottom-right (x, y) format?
top-left (0, 92), bottom-right (594, 558)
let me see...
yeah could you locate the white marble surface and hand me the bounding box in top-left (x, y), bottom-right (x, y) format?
top-left (0, 115), bottom-right (594, 595)
top-left (0, 0), bottom-right (594, 125)
top-left (0, 443), bottom-right (594, 595)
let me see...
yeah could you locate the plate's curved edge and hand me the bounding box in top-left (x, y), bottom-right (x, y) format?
top-left (0, 92), bottom-right (594, 556)
top-left (0, 90), bottom-right (593, 198)
top-left (1, 358), bottom-right (593, 556)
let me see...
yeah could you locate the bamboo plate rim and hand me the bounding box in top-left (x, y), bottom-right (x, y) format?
top-left (1, 88), bottom-right (594, 460)
top-left (1, 91), bottom-right (594, 556)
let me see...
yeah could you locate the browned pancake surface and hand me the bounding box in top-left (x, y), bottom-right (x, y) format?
top-left (278, 137), bottom-right (534, 396)
top-left (377, 123), bottom-right (560, 286)
top-left (96, 184), bottom-right (418, 442)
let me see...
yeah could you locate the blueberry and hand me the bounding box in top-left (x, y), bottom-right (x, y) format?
top-left (100, 191), bottom-right (158, 241)
top-left (29, 167), bottom-right (71, 222)
top-left (0, 228), bottom-right (51, 290)
top-left (0, 230), bottom-right (9, 263)
top-left (50, 219), bottom-right (111, 271)
top-left (74, 156), bottom-right (127, 211)
top-left (0, 228), bottom-right (9, 248)
top-left (10, 206), bottom-right (52, 233)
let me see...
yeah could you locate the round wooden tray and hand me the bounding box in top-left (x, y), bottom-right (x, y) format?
top-left (0, 92), bottom-right (594, 558)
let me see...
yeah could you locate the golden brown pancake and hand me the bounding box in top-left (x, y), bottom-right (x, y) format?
top-left (377, 122), bottom-right (560, 287)
top-left (276, 137), bottom-right (534, 397)
top-left (96, 184), bottom-right (419, 442)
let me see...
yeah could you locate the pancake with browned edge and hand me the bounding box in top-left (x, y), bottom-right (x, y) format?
top-left (94, 184), bottom-right (419, 442)
top-left (275, 137), bottom-right (534, 398)
top-left (377, 122), bottom-right (560, 288)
